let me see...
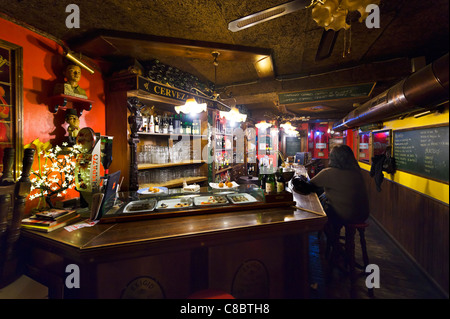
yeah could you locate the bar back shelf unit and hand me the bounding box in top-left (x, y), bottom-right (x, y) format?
top-left (106, 74), bottom-right (212, 191)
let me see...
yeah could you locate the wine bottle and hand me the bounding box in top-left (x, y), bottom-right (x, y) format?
top-left (149, 115), bottom-right (155, 134)
top-left (265, 173), bottom-right (275, 193)
top-left (154, 115), bottom-right (160, 133)
top-left (162, 114), bottom-right (168, 134)
top-left (185, 116), bottom-right (191, 135)
top-left (276, 168), bottom-right (285, 193)
top-left (174, 114), bottom-right (181, 134)
top-left (168, 115), bottom-right (174, 133)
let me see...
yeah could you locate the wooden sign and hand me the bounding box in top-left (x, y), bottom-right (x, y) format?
top-left (278, 82), bottom-right (376, 104)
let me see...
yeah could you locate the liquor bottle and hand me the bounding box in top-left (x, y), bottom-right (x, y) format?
top-left (174, 114), bottom-right (181, 134)
top-left (162, 114), bottom-right (169, 134)
top-left (141, 116), bottom-right (148, 132)
top-left (192, 119), bottom-right (199, 135)
top-left (265, 173), bottom-right (275, 193)
top-left (154, 115), bottom-right (160, 133)
top-left (149, 115), bottom-right (155, 134)
top-left (168, 115), bottom-right (174, 133)
top-left (260, 172), bottom-right (267, 191)
top-left (276, 168), bottom-right (285, 193)
top-left (185, 117), bottom-right (192, 135)
top-left (180, 114), bottom-right (185, 134)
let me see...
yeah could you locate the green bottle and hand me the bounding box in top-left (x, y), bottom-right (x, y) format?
top-left (276, 168), bottom-right (285, 193)
top-left (265, 173), bottom-right (275, 193)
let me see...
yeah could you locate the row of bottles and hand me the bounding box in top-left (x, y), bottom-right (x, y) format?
top-left (140, 113), bottom-right (202, 135)
top-left (215, 135), bottom-right (232, 150)
top-left (145, 59), bottom-right (215, 97)
top-left (259, 168), bottom-right (286, 193)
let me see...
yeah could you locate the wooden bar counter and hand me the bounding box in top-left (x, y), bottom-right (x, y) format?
top-left (21, 183), bottom-right (326, 299)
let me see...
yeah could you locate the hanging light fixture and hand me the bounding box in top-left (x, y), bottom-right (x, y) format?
top-left (255, 121), bottom-right (272, 130)
top-left (174, 98), bottom-right (207, 115)
top-left (281, 122), bottom-right (299, 136)
top-left (220, 106), bottom-right (247, 123)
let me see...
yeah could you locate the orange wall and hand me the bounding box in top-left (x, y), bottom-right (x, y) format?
top-left (0, 17), bottom-right (106, 206)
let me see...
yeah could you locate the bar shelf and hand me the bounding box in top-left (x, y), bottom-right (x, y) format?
top-left (140, 176), bottom-right (208, 189)
top-left (138, 160), bottom-right (205, 170)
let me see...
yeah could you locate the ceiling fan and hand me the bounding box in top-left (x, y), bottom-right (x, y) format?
top-left (228, 0), bottom-right (378, 61)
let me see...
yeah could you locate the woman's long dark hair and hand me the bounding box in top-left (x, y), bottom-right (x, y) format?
top-left (329, 145), bottom-right (360, 170)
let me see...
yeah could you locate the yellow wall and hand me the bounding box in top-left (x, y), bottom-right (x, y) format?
top-left (359, 106), bottom-right (449, 204)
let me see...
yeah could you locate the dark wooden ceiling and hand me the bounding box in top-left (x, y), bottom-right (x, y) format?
top-left (1, 0), bottom-right (448, 122)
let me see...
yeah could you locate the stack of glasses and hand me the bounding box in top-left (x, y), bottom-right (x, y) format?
top-left (138, 141), bottom-right (191, 165)
top-left (138, 166), bottom-right (203, 185)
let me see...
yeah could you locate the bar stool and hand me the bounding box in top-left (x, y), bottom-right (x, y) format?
top-left (326, 221), bottom-right (373, 298)
top-left (344, 222), bottom-right (373, 298)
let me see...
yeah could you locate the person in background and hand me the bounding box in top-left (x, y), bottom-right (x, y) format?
top-left (292, 144), bottom-right (369, 250)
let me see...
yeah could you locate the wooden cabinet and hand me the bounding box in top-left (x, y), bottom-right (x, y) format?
top-left (137, 132), bottom-right (208, 189)
top-left (105, 74), bottom-right (212, 191)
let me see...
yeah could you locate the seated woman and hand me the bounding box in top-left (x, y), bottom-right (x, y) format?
top-left (292, 145), bottom-right (369, 248)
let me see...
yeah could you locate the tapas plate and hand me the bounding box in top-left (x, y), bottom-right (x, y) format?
top-left (209, 181), bottom-right (239, 189)
top-left (226, 193), bottom-right (259, 204)
top-left (156, 198), bottom-right (193, 210)
top-left (193, 195), bottom-right (229, 207)
top-left (123, 199), bottom-right (157, 213)
top-left (137, 186), bottom-right (168, 195)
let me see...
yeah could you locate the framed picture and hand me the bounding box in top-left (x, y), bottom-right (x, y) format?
top-left (0, 39), bottom-right (23, 179)
top-left (358, 131), bottom-right (371, 163)
top-left (372, 129), bottom-right (391, 156)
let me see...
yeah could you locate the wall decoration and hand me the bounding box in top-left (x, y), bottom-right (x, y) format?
top-left (0, 39), bottom-right (23, 179)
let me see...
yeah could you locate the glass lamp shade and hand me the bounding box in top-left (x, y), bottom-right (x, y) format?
top-left (255, 121), bottom-right (272, 130)
top-left (174, 98), bottom-right (207, 114)
top-left (219, 107), bottom-right (247, 122)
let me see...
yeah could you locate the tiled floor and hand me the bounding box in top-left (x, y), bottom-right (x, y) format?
top-left (0, 275), bottom-right (48, 299)
top-left (308, 216), bottom-right (447, 299)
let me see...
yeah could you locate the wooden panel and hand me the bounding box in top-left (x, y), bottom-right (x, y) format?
top-left (362, 170), bottom-right (449, 294)
top-left (96, 251), bottom-right (191, 298)
top-left (208, 238), bottom-right (284, 298)
top-left (105, 89), bottom-right (130, 190)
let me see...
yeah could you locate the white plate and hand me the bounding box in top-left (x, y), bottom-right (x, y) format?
top-left (123, 199), bottom-right (156, 213)
top-left (137, 186), bottom-right (168, 195)
top-left (156, 198), bottom-right (193, 210)
top-left (193, 195), bottom-right (229, 207)
top-left (227, 193), bottom-right (259, 204)
top-left (209, 181), bottom-right (239, 189)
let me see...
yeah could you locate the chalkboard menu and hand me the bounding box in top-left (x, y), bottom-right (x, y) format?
top-left (278, 82), bottom-right (375, 104)
top-left (393, 125), bottom-right (449, 183)
top-left (285, 136), bottom-right (301, 156)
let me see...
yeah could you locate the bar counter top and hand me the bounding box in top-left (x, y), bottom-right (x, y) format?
top-left (22, 199), bottom-right (325, 253)
top-left (21, 170), bottom-right (327, 298)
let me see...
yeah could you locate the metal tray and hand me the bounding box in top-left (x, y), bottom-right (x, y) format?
top-left (156, 198), bottom-right (193, 210)
top-left (193, 195), bottom-right (229, 207)
top-left (226, 193), bottom-right (260, 204)
top-left (123, 199), bottom-right (157, 213)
